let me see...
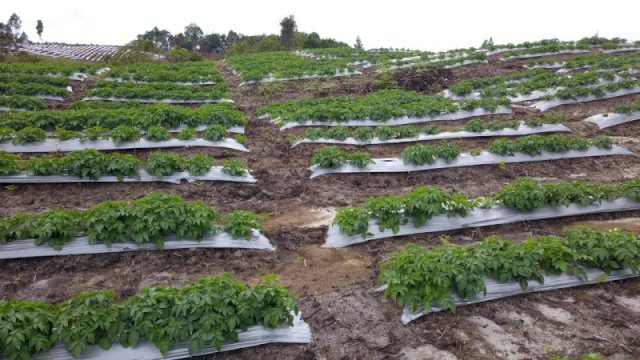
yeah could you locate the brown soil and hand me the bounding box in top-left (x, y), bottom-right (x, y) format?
top-left (3, 55), bottom-right (640, 360)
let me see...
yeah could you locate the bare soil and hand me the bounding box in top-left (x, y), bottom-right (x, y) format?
top-left (2, 54), bottom-right (640, 360)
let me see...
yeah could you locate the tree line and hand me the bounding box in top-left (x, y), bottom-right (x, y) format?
top-left (134, 15), bottom-right (349, 56)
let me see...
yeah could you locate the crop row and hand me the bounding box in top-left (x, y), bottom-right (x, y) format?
top-left (333, 176), bottom-right (640, 238)
top-left (0, 150), bottom-right (249, 179)
top-left (379, 226), bottom-right (640, 312)
top-left (612, 99), bottom-right (640, 114)
top-left (291, 117), bottom-right (561, 144)
top-left (0, 61), bottom-right (104, 76)
top-left (87, 81), bottom-right (229, 100)
top-left (0, 192), bottom-right (263, 249)
top-left (225, 51), bottom-right (358, 82)
top-left (107, 61), bottom-right (224, 83)
top-left (0, 103), bottom-right (245, 131)
top-left (0, 274), bottom-right (297, 359)
top-left (0, 81), bottom-right (68, 97)
top-left (526, 52), bottom-right (640, 70)
top-left (0, 95), bottom-right (46, 110)
top-left (449, 69), bottom-right (623, 98)
top-left (545, 78), bottom-right (640, 100)
top-left (309, 135), bottom-right (613, 168)
top-left (258, 89), bottom-right (511, 123)
top-left (0, 72), bottom-right (69, 87)
top-left (0, 124), bottom-right (241, 147)
top-left (499, 43), bottom-right (589, 58)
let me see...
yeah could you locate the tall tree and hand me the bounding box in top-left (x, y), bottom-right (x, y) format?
top-left (354, 36), bottom-right (363, 50)
top-left (183, 23), bottom-right (203, 50)
top-left (200, 33), bottom-right (223, 53)
top-left (137, 26), bottom-right (173, 50)
top-left (36, 20), bottom-right (43, 41)
top-left (303, 32), bottom-right (321, 48)
top-left (7, 13), bottom-right (21, 36)
top-left (279, 15), bottom-right (296, 50)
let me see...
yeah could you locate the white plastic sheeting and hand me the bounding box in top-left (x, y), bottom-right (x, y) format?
top-left (291, 123), bottom-right (571, 147)
top-left (0, 167), bottom-right (256, 184)
top-left (584, 111), bottom-right (640, 129)
top-left (81, 96), bottom-right (234, 104)
top-left (0, 230), bottom-right (272, 260)
top-left (324, 198), bottom-right (640, 248)
top-left (0, 107), bottom-right (27, 112)
top-left (272, 106), bottom-right (512, 130)
top-left (36, 95), bottom-right (65, 101)
top-left (397, 268), bottom-right (639, 323)
top-left (523, 62), bottom-right (564, 70)
top-left (442, 60), bottom-right (488, 69)
top-left (309, 145), bottom-right (633, 178)
top-left (601, 48), bottom-right (639, 54)
top-left (0, 137), bottom-right (248, 153)
top-left (20, 315), bottom-right (310, 360)
top-left (500, 49), bottom-right (590, 61)
top-left (531, 87), bottom-right (640, 111)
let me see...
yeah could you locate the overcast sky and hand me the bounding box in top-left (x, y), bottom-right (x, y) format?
top-left (2, 0), bottom-right (640, 51)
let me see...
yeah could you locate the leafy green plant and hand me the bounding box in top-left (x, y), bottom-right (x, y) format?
top-left (202, 124), bottom-right (228, 142)
top-left (233, 134), bottom-right (247, 144)
top-left (463, 119), bottom-right (485, 132)
top-left (223, 211), bottom-right (263, 239)
top-left (83, 126), bottom-right (109, 141)
top-left (0, 301), bottom-right (57, 359)
top-left (177, 127), bottom-right (196, 140)
top-left (53, 129), bottom-right (81, 141)
top-left (186, 155), bottom-right (213, 176)
top-left (145, 152), bottom-right (183, 177)
top-left (376, 126), bottom-right (395, 141)
top-left (347, 151), bottom-right (373, 168)
top-left (437, 142), bottom-right (461, 162)
top-left (378, 226), bottom-right (640, 313)
top-left (31, 209), bottom-right (82, 250)
top-left (592, 135), bottom-right (612, 149)
top-left (221, 159), bottom-right (249, 177)
top-left (60, 149), bottom-right (107, 180)
top-left (301, 128), bottom-right (325, 140)
top-left (333, 207), bottom-right (371, 238)
top-left (364, 195), bottom-right (407, 233)
top-left (353, 127), bottom-right (373, 141)
top-left (13, 127), bottom-right (46, 144)
top-left (422, 124), bottom-right (439, 135)
top-left (401, 144), bottom-right (438, 165)
top-left (110, 125), bottom-right (140, 143)
top-left (309, 146), bottom-right (347, 168)
top-left (0, 152), bottom-right (20, 175)
top-left (0, 127), bottom-right (13, 143)
top-left (55, 291), bottom-right (120, 357)
top-left (145, 126), bottom-right (171, 142)
top-left (105, 153), bottom-right (143, 180)
top-left (326, 126), bottom-right (349, 141)
top-left (0, 274), bottom-right (298, 359)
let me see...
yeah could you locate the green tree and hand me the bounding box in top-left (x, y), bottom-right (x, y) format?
top-left (303, 32), bottom-right (321, 48)
top-left (183, 23), bottom-right (203, 50)
top-left (36, 20), bottom-right (43, 41)
top-left (200, 33), bottom-right (223, 53)
top-left (279, 15), bottom-right (297, 50)
top-left (481, 37), bottom-right (494, 49)
top-left (355, 36), bottom-right (363, 50)
top-left (136, 26), bottom-right (172, 50)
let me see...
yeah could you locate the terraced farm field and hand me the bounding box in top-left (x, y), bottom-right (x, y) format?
top-left (2, 39), bottom-right (640, 359)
